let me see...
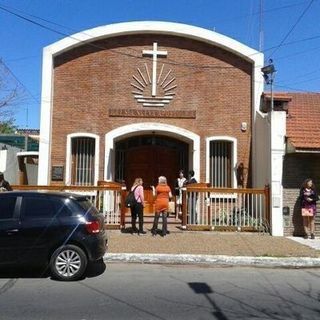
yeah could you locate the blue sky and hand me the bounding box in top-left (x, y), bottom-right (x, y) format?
top-left (1, 0), bottom-right (319, 129)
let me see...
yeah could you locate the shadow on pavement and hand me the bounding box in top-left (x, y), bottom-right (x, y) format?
top-left (0, 265), bottom-right (50, 279)
top-left (0, 259), bottom-right (106, 280)
top-left (85, 258), bottom-right (106, 278)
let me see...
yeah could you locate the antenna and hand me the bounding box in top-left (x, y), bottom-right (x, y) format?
top-left (259, 0), bottom-right (264, 52)
top-left (26, 106), bottom-right (29, 129)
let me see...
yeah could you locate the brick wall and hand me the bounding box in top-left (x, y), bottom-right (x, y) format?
top-left (50, 33), bottom-right (253, 185)
top-left (283, 153), bottom-right (320, 236)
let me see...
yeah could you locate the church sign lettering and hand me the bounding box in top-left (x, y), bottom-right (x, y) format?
top-left (109, 109), bottom-right (196, 119)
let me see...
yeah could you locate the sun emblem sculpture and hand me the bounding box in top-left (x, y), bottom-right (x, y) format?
top-left (131, 42), bottom-right (177, 107)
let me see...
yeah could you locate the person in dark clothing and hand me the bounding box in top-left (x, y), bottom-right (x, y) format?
top-left (186, 170), bottom-right (198, 224)
top-left (130, 178), bottom-right (146, 235)
top-left (187, 170), bottom-right (197, 185)
top-left (299, 178), bottom-right (318, 239)
top-left (174, 170), bottom-right (187, 220)
top-left (0, 172), bottom-right (12, 191)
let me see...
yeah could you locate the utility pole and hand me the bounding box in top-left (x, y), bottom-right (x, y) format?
top-left (259, 0), bottom-right (264, 52)
top-left (24, 106), bottom-right (29, 151)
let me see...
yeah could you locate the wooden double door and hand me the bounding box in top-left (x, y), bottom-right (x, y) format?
top-left (115, 135), bottom-right (189, 214)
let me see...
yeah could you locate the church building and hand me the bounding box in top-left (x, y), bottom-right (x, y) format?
top-left (39, 21), bottom-right (291, 234)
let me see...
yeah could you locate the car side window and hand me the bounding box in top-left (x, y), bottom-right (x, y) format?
top-left (22, 196), bottom-right (72, 219)
top-left (22, 197), bottom-right (56, 219)
top-left (53, 198), bottom-right (73, 217)
top-left (0, 196), bottom-right (17, 219)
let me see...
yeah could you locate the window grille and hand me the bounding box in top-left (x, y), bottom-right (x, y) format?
top-left (209, 140), bottom-right (232, 187)
top-left (71, 137), bottom-right (95, 185)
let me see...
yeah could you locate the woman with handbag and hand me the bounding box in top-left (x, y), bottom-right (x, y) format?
top-left (151, 176), bottom-right (172, 237)
top-left (299, 178), bottom-right (318, 239)
top-left (130, 178), bottom-right (146, 235)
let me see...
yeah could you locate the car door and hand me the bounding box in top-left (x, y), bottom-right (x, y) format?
top-left (19, 194), bottom-right (65, 264)
top-left (0, 193), bottom-right (20, 265)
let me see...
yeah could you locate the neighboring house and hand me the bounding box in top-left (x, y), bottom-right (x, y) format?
top-left (262, 92), bottom-right (320, 237)
top-left (0, 133), bottom-right (39, 185)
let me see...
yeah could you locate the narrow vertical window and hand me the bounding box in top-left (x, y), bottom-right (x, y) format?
top-left (210, 141), bottom-right (232, 187)
top-left (71, 137), bottom-right (95, 185)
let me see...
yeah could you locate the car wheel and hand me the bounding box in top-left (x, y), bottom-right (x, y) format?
top-left (50, 245), bottom-right (87, 281)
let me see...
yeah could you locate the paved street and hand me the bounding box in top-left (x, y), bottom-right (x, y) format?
top-left (0, 262), bottom-right (319, 320)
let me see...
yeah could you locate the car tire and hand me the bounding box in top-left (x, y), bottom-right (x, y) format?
top-left (50, 245), bottom-right (88, 281)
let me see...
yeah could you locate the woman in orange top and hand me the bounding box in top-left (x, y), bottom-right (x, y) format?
top-left (151, 176), bottom-right (172, 237)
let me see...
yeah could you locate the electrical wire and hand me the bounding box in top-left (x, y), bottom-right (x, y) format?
top-left (0, 4), bottom-right (236, 71)
top-left (2, 2), bottom-right (320, 74)
top-left (0, 58), bottom-right (39, 104)
top-left (267, 0), bottom-right (315, 59)
top-left (1, 2), bottom-right (319, 98)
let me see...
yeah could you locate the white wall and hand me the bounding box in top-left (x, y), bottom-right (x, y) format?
top-left (253, 111), bottom-right (270, 188)
top-left (26, 163), bottom-right (38, 185)
top-left (253, 110), bottom-right (286, 236)
top-left (0, 143), bottom-right (39, 185)
top-left (270, 111), bottom-right (286, 236)
top-left (0, 143), bottom-right (19, 184)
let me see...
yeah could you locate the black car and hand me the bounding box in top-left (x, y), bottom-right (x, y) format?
top-left (0, 191), bottom-right (107, 281)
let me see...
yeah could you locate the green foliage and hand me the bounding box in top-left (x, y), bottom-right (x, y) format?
top-left (0, 119), bottom-right (17, 134)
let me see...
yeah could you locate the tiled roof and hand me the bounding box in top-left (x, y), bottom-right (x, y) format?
top-left (277, 92), bottom-right (320, 150)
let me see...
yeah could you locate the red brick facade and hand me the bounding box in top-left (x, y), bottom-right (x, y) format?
top-left (50, 33), bottom-right (253, 185)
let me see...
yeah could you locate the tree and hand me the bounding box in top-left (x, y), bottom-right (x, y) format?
top-left (0, 59), bottom-right (25, 129)
top-left (0, 119), bottom-right (16, 134)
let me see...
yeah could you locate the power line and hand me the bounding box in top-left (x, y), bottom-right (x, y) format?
top-left (0, 58), bottom-right (40, 104)
top-left (267, 0), bottom-right (315, 59)
top-left (1, 2), bottom-right (320, 95)
top-left (274, 83), bottom-right (320, 93)
top-left (210, 0), bottom-right (316, 25)
top-left (275, 45), bottom-right (320, 61)
top-left (277, 75), bottom-right (320, 86)
top-left (0, 4), bottom-right (236, 71)
top-left (2, 2), bottom-right (320, 73)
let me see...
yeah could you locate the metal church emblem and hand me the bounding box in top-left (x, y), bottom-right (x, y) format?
top-left (131, 42), bottom-right (177, 107)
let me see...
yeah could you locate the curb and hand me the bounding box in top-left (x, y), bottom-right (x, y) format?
top-left (104, 253), bottom-right (320, 268)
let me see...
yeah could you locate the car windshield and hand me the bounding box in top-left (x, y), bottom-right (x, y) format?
top-left (75, 198), bottom-right (99, 215)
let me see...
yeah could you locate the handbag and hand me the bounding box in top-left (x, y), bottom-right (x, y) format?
top-left (168, 201), bottom-right (175, 213)
top-left (301, 208), bottom-right (314, 217)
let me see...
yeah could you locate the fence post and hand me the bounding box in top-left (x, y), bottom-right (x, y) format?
top-left (120, 186), bottom-right (127, 229)
top-left (207, 191), bottom-right (211, 228)
top-left (264, 184), bottom-right (271, 229)
top-left (96, 189), bottom-right (100, 212)
top-left (181, 188), bottom-right (187, 229)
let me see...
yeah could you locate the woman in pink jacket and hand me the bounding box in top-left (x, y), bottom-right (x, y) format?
top-left (130, 178), bottom-right (146, 235)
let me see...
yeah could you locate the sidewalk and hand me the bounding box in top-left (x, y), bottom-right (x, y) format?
top-left (104, 230), bottom-right (320, 268)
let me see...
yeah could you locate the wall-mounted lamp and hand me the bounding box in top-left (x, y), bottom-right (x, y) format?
top-left (241, 122), bottom-right (247, 132)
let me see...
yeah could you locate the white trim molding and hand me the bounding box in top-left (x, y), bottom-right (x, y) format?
top-left (104, 122), bottom-right (200, 182)
top-left (205, 136), bottom-right (237, 188)
top-left (65, 133), bottom-right (100, 186)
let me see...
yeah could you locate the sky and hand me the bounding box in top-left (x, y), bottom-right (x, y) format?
top-left (0, 0), bottom-right (320, 129)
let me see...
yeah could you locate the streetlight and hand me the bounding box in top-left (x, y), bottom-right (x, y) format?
top-left (261, 59), bottom-right (276, 111)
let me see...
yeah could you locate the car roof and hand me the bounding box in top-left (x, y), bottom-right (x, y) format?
top-left (0, 191), bottom-right (89, 200)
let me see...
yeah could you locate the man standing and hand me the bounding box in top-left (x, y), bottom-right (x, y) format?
top-left (187, 170), bottom-right (197, 185)
top-left (0, 172), bottom-right (12, 191)
top-left (187, 170), bottom-right (198, 224)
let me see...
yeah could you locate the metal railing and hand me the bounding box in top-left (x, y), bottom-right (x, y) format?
top-left (11, 182), bottom-right (270, 232)
top-left (181, 184), bottom-right (270, 232)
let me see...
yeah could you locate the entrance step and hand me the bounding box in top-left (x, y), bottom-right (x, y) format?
top-left (125, 215), bottom-right (181, 225)
top-left (123, 214), bottom-right (183, 233)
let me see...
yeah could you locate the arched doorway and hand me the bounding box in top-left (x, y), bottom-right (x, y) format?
top-left (115, 135), bottom-right (189, 214)
top-left (115, 135), bottom-right (189, 188)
